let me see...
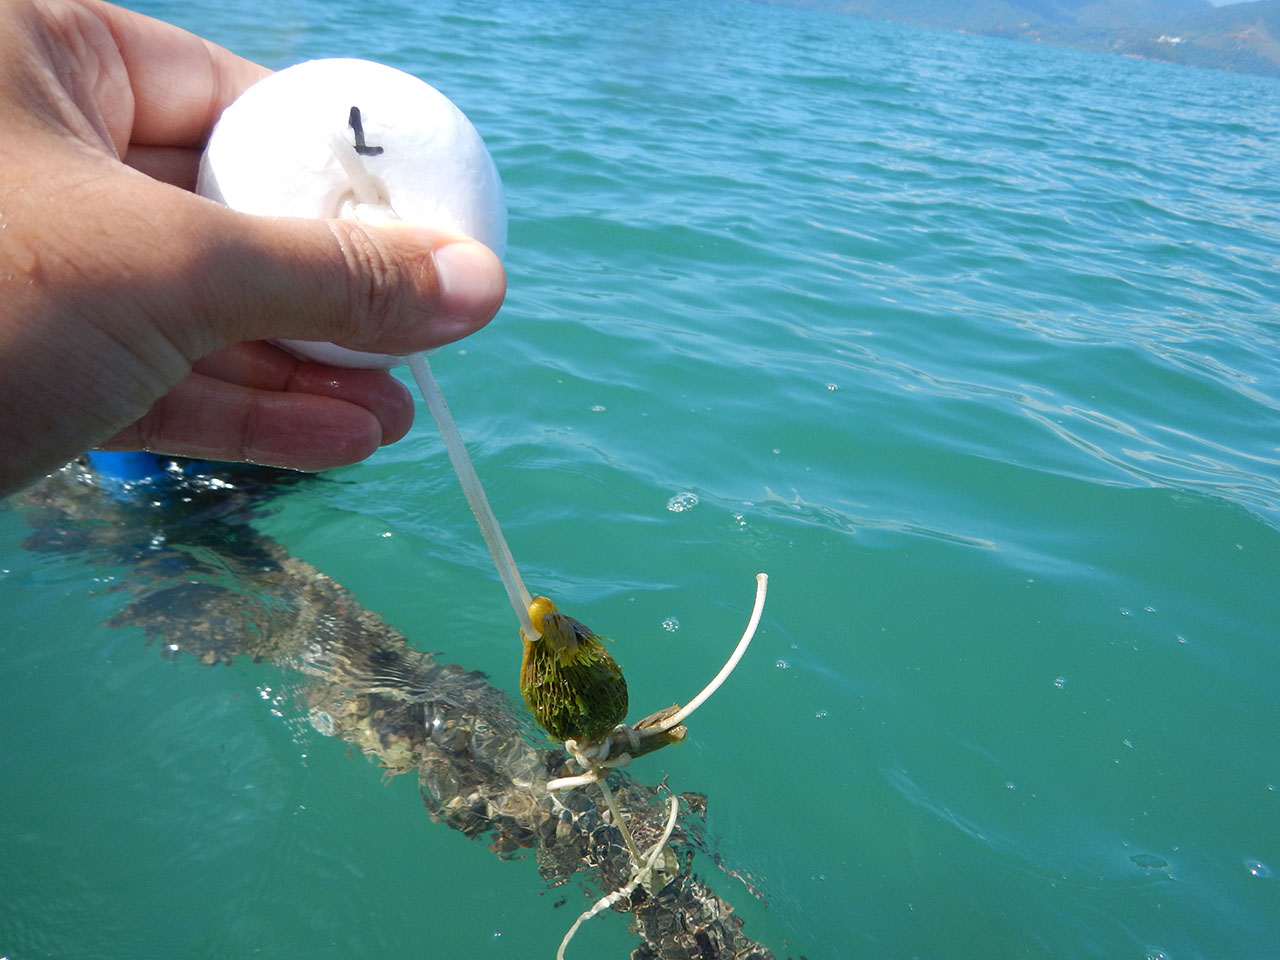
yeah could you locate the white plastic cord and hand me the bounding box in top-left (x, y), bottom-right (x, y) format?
top-left (546, 572), bottom-right (770, 789)
top-left (655, 572), bottom-right (767, 733)
top-left (409, 353), bottom-right (537, 638)
top-left (323, 132), bottom-right (538, 640)
top-left (557, 793), bottom-right (680, 960)
top-left (325, 133), bottom-right (382, 204)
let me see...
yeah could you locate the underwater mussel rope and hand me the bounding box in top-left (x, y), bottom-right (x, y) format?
top-left (19, 464), bottom-right (779, 960)
top-left (558, 792), bottom-right (681, 960)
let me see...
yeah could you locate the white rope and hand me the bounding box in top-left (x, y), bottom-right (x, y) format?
top-left (325, 131), bottom-right (537, 640)
top-left (556, 793), bottom-right (680, 960)
top-left (409, 353), bottom-right (536, 638)
top-left (653, 572), bottom-right (767, 733)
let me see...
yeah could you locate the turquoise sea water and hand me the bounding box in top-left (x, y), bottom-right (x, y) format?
top-left (3, 1), bottom-right (1280, 957)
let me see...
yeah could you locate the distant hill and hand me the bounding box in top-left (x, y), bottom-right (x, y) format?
top-left (1158, 1), bottom-right (1280, 74)
top-left (761, 0), bottom-right (1280, 77)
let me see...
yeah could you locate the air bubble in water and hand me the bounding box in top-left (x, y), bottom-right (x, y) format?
top-left (661, 617), bottom-right (679, 632)
top-left (667, 491), bottom-right (698, 513)
top-left (1246, 859), bottom-right (1272, 878)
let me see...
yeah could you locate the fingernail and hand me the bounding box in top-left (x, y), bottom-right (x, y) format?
top-left (431, 240), bottom-right (506, 332)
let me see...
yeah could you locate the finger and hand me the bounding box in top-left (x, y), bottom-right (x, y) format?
top-left (89, 0), bottom-right (269, 148)
top-left (98, 371), bottom-right (392, 471)
top-left (177, 202), bottom-right (507, 357)
top-left (17, 140), bottom-right (505, 369)
top-left (192, 342), bottom-right (414, 444)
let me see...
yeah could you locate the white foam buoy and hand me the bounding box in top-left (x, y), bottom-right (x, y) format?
top-left (198, 57), bottom-right (507, 368)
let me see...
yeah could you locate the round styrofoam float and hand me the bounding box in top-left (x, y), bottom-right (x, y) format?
top-left (198, 57), bottom-right (507, 368)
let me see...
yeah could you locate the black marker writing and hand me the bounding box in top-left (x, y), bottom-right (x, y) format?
top-left (348, 106), bottom-right (384, 156)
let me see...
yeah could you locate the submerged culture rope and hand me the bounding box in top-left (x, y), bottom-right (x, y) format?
top-left (557, 793), bottom-right (681, 960)
top-left (20, 462), bottom-right (780, 960)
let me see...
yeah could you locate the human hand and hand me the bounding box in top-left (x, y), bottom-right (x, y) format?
top-left (0, 0), bottom-right (506, 497)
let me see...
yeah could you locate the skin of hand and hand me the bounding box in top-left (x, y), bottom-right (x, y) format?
top-left (0, 0), bottom-right (506, 497)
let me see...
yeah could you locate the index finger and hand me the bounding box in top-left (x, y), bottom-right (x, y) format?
top-left (91, 0), bottom-right (269, 148)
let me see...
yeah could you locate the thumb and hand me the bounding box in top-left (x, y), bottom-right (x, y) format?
top-left (186, 202), bottom-right (508, 357)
